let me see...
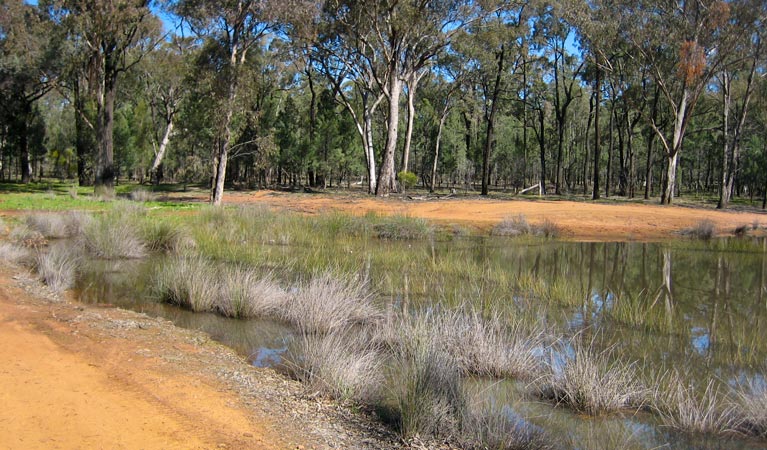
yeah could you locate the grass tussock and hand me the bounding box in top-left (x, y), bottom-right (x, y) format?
top-left (735, 381), bottom-right (767, 437)
top-left (682, 219), bottom-right (716, 241)
top-left (141, 221), bottom-right (195, 253)
top-left (461, 402), bottom-right (554, 450)
top-left (25, 212), bottom-right (93, 239)
top-left (80, 207), bottom-right (147, 259)
top-left (9, 224), bottom-right (48, 248)
top-left (373, 215), bottom-right (433, 240)
top-left (395, 308), bottom-right (544, 379)
top-left (385, 340), bottom-right (464, 439)
top-left (129, 188), bottom-right (155, 202)
top-left (35, 244), bottom-right (82, 292)
top-left (492, 215), bottom-right (560, 239)
top-left (540, 341), bottom-right (645, 415)
top-left (653, 373), bottom-right (738, 435)
top-left (282, 273), bottom-right (379, 334)
top-left (151, 255), bottom-right (219, 312)
top-left (217, 265), bottom-right (287, 319)
top-left (0, 242), bottom-right (32, 264)
top-left (289, 329), bottom-right (383, 403)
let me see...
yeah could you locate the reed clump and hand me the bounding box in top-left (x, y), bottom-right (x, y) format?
top-left (289, 329), bottom-right (383, 404)
top-left (539, 341), bottom-right (646, 415)
top-left (492, 215), bottom-right (531, 237)
top-left (35, 244), bottom-right (82, 292)
top-left (682, 219), bottom-right (716, 241)
top-left (460, 402), bottom-right (554, 450)
top-left (80, 206), bottom-right (147, 259)
top-left (735, 381), bottom-right (767, 437)
top-left (151, 255), bottom-right (219, 312)
top-left (373, 215), bottom-right (433, 240)
top-left (0, 242), bottom-right (32, 265)
top-left (216, 265), bottom-right (287, 319)
top-left (282, 273), bottom-right (380, 334)
top-left (652, 373), bottom-right (738, 435)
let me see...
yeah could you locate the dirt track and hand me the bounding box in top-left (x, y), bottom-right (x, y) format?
top-left (221, 191), bottom-right (767, 241)
top-left (0, 266), bottom-right (396, 450)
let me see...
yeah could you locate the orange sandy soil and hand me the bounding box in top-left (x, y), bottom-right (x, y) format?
top-left (217, 190), bottom-right (767, 241)
top-left (0, 269), bottom-right (292, 450)
top-left (0, 265), bottom-right (396, 450)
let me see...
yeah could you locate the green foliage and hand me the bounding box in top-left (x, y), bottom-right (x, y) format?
top-left (397, 170), bottom-right (417, 191)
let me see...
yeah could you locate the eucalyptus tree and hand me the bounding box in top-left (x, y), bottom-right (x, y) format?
top-left (172, 0), bottom-right (287, 205)
top-left (0, 0), bottom-right (61, 183)
top-left (716, 0), bottom-right (765, 209)
top-left (608, 0), bottom-right (733, 204)
top-left (305, 0), bottom-right (505, 196)
top-left (48, 0), bottom-right (160, 197)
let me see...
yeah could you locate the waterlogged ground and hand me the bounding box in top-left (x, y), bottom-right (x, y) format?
top-left (74, 235), bottom-right (767, 449)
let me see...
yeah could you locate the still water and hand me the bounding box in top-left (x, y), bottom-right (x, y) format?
top-left (74, 238), bottom-right (767, 449)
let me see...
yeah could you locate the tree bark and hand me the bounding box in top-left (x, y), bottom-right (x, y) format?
top-left (430, 103), bottom-right (449, 193)
top-left (94, 67), bottom-right (117, 198)
top-left (482, 44), bottom-right (505, 197)
top-left (592, 67), bottom-right (601, 200)
top-left (376, 65), bottom-right (402, 197)
top-left (150, 117), bottom-right (174, 183)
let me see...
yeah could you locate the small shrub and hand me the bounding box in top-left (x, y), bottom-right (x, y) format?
top-left (652, 373), bottom-right (738, 434)
top-left (217, 266), bottom-right (287, 319)
top-left (733, 224), bottom-right (749, 237)
top-left (397, 170), bottom-right (418, 192)
top-left (282, 273), bottom-right (380, 334)
top-left (682, 220), bottom-right (716, 241)
top-left (374, 215), bottom-right (433, 240)
top-left (68, 184), bottom-right (78, 199)
top-left (289, 329), bottom-right (383, 403)
top-left (539, 341), bottom-right (645, 415)
top-left (35, 244), bottom-right (81, 292)
top-left (151, 255), bottom-right (219, 312)
top-left (492, 215), bottom-right (531, 237)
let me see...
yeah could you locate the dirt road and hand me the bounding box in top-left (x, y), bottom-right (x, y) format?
top-left (219, 191), bottom-right (766, 241)
top-left (0, 266), bottom-right (395, 450)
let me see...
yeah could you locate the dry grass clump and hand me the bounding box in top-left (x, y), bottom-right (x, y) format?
top-left (289, 329), bottom-right (383, 403)
top-left (151, 255), bottom-right (219, 312)
top-left (282, 273), bottom-right (380, 334)
top-left (492, 215), bottom-right (531, 237)
top-left (652, 373), bottom-right (738, 435)
top-left (141, 221), bottom-right (195, 253)
top-left (373, 215), bottom-right (433, 240)
top-left (129, 188), bottom-right (155, 202)
top-left (420, 308), bottom-right (545, 379)
top-left (682, 219), bottom-right (716, 240)
top-left (9, 224), bottom-right (48, 248)
top-left (35, 244), bottom-right (82, 292)
top-left (461, 402), bottom-right (554, 450)
top-left (216, 265), bottom-right (287, 319)
top-left (735, 381), bottom-right (767, 437)
top-left (0, 242), bottom-right (32, 264)
top-left (540, 342), bottom-right (645, 415)
top-left (25, 212), bottom-right (93, 239)
top-left (80, 209), bottom-right (146, 259)
top-left (533, 219), bottom-right (560, 238)
top-left (386, 338), bottom-right (465, 439)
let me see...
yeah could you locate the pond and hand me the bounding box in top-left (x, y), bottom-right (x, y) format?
top-left (74, 236), bottom-right (767, 449)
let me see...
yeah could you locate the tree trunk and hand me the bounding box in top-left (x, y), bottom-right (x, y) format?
top-left (94, 69), bottom-right (117, 198)
top-left (151, 117), bottom-right (174, 183)
top-left (376, 66), bottom-right (402, 197)
top-left (538, 107), bottom-right (546, 195)
top-left (431, 104), bottom-right (449, 193)
top-left (402, 73), bottom-right (422, 174)
top-left (482, 45), bottom-right (505, 197)
top-left (592, 67), bottom-right (601, 200)
top-left (19, 103), bottom-right (31, 184)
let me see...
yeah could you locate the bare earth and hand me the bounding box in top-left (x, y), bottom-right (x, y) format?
top-left (2, 193), bottom-right (766, 449)
top-left (0, 266), bottom-right (397, 450)
top-left (218, 190), bottom-right (767, 241)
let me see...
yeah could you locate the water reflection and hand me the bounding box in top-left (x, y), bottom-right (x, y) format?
top-left (72, 237), bottom-right (767, 449)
